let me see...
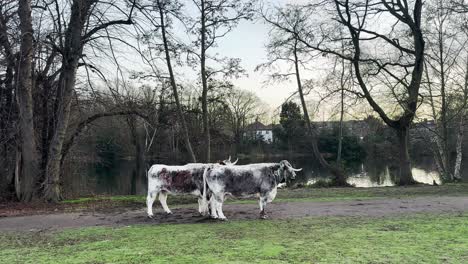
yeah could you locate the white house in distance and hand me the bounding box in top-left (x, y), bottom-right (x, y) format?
top-left (244, 120), bottom-right (274, 143)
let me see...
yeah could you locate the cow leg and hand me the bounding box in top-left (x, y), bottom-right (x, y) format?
top-left (259, 187), bottom-right (277, 219)
top-left (159, 192), bottom-right (172, 214)
top-left (198, 197), bottom-right (204, 215)
top-left (214, 193), bottom-right (227, 220)
top-left (146, 190), bottom-right (158, 218)
top-left (259, 196), bottom-right (268, 219)
top-left (209, 196), bottom-right (219, 219)
top-left (267, 187), bottom-right (278, 203)
top-left (198, 196), bottom-right (209, 216)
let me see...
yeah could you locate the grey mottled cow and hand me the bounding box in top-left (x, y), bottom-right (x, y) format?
top-left (146, 158), bottom-right (237, 218)
top-left (204, 160), bottom-right (301, 220)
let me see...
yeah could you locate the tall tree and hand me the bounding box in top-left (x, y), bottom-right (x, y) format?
top-left (261, 7), bottom-right (348, 185)
top-left (42, 0), bottom-right (135, 201)
top-left (423, 0), bottom-right (467, 181)
top-left (264, 1), bottom-right (426, 185)
top-left (16, 0), bottom-right (40, 201)
top-left (155, 0), bottom-right (197, 162)
top-left (189, 0), bottom-right (254, 162)
top-left (423, 0), bottom-right (468, 181)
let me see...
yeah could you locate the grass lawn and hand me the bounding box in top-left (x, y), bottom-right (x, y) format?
top-left (61, 183), bottom-right (468, 209)
top-left (1, 213), bottom-right (468, 263)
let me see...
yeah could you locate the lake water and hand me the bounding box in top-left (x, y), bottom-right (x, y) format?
top-left (64, 155), bottom-right (468, 197)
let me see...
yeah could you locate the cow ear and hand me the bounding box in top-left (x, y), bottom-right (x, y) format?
top-left (272, 164), bottom-right (281, 171)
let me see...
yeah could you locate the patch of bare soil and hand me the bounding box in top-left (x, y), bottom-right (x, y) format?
top-left (0, 200), bottom-right (142, 218)
top-left (0, 196), bottom-right (467, 231)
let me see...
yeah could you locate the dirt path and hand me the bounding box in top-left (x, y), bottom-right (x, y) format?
top-left (1, 196), bottom-right (467, 231)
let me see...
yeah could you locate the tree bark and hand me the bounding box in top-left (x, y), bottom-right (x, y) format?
top-left (454, 58), bottom-right (468, 180)
top-left (337, 53), bottom-right (345, 164)
top-left (437, 17), bottom-right (451, 181)
top-left (157, 0), bottom-right (197, 163)
top-left (43, 0), bottom-right (91, 202)
top-left (200, 0), bottom-right (211, 162)
top-left (453, 113), bottom-right (465, 180)
top-left (17, 0), bottom-right (40, 201)
top-left (396, 127), bottom-right (415, 185)
top-left (127, 116), bottom-right (145, 182)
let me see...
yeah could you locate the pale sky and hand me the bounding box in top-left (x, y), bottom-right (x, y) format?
top-left (212, 0), bottom-right (314, 110)
top-left (87, 0), bottom-right (372, 122)
top-left (212, 17), bottom-right (351, 121)
top-left (213, 8), bottom-right (296, 109)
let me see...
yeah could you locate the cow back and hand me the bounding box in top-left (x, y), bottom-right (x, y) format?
top-left (149, 164), bottom-right (206, 194)
top-left (208, 165), bottom-right (277, 196)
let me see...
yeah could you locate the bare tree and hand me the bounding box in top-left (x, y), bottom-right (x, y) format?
top-left (264, 1), bottom-right (427, 185)
top-left (16, 0), bottom-right (40, 201)
top-left (41, 0), bottom-right (135, 201)
top-left (423, 0), bottom-right (468, 181)
top-left (155, 0), bottom-right (197, 162)
top-left (188, 0), bottom-right (254, 162)
top-left (453, 58), bottom-right (468, 180)
top-left (260, 7), bottom-right (349, 185)
top-left (224, 87), bottom-right (262, 155)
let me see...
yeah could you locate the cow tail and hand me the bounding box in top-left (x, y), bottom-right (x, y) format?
top-left (202, 166), bottom-right (209, 213)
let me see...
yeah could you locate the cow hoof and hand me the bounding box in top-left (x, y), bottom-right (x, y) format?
top-left (147, 214), bottom-right (154, 219)
top-left (200, 212), bottom-right (209, 217)
top-left (260, 215), bottom-right (268, 220)
top-left (165, 212), bottom-right (173, 215)
top-left (219, 217), bottom-right (228, 221)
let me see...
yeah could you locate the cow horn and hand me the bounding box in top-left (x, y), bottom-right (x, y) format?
top-left (228, 156), bottom-right (231, 161)
top-left (291, 167), bottom-right (302, 172)
top-left (231, 158), bottom-right (239, 165)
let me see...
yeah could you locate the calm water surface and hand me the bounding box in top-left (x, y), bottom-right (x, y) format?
top-left (65, 156), bottom-right (468, 197)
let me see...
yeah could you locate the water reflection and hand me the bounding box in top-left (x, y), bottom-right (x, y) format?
top-left (346, 166), bottom-right (395, 187)
top-left (243, 156), bottom-right (446, 187)
top-left (65, 155), bottom-right (466, 197)
top-left (412, 168), bottom-right (442, 185)
top-left (345, 167), bottom-right (441, 187)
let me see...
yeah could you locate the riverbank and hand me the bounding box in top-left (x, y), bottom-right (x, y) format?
top-left (1, 183), bottom-right (467, 217)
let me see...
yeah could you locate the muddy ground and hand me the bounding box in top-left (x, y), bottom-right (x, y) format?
top-left (0, 196), bottom-right (467, 231)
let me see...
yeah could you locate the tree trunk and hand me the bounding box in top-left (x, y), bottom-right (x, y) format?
top-left (157, 0), bottom-right (196, 163)
top-left (337, 54), bottom-right (345, 164)
top-left (128, 117), bottom-right (145, 182)
top-left (425, 63), bottom-right (447, 178)
top-left (396, 127), bottom-right (415, 185)
top-left (17, 0), bottom-right (40, 201)
top-left (293, 40), bottom-right (347, 186)
top-left (44, 0), bottom-right (90, 202)
top-left (44, 68), bottom-right (77, 202)
top-left (200, 0), bottom-right (211, 163)
top-left (0, 57), bottom-right (15, 197)
top-left (454, 58), bottom-right (468, 180)
top-left (437, 22), bottom-right (451, 181)
top-left (234, 127), bottom-right (241, 156)
top-left (453, 113), bottom-right (465, 180)
top-left (337, 0), bottom-right (422, 185)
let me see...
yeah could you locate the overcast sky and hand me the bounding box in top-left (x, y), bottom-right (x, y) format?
top-left (207, 0), bottom-right (314, 112)
top-left (93, 0), bottom-right (365, 122)
top-left (214, 13), bottom-right (294, 108)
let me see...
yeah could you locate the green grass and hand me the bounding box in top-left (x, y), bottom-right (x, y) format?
top-left (62, 183), bottom-right (468, 209)
top-left (1, 213), bottom-right (467, 263)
